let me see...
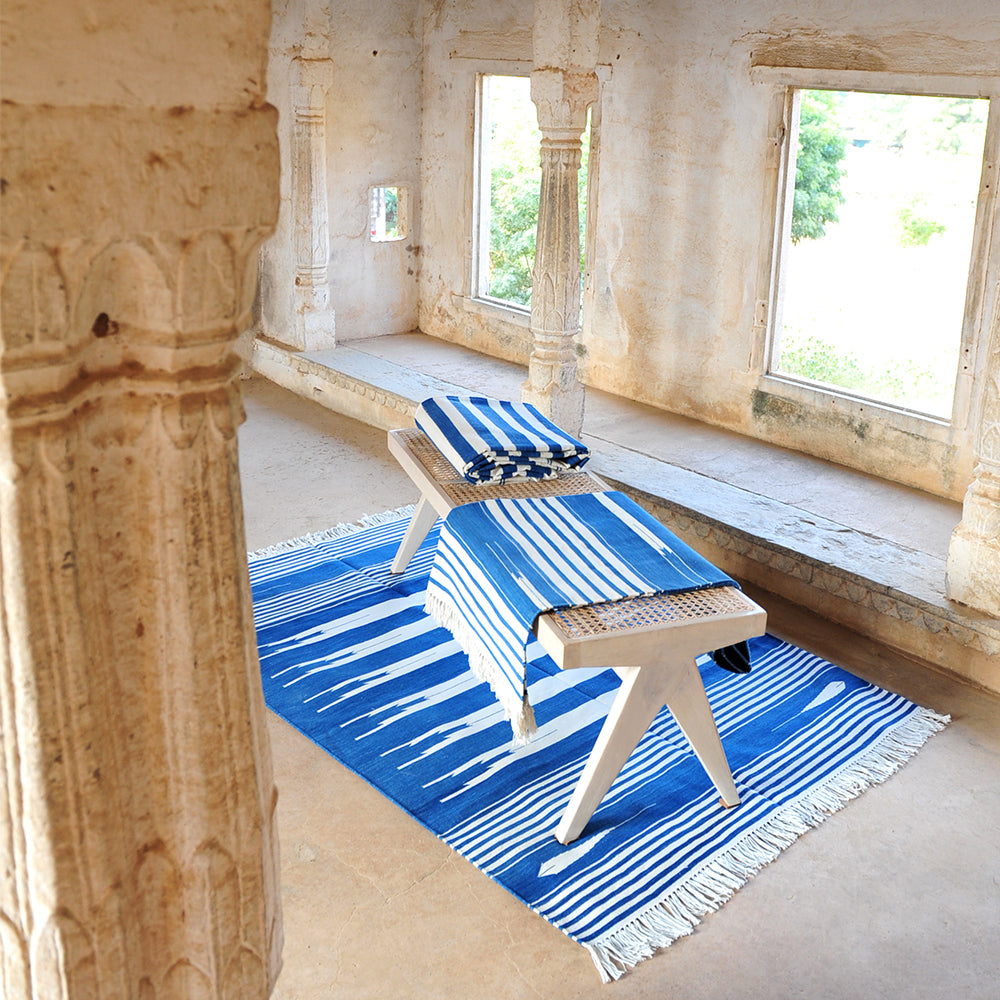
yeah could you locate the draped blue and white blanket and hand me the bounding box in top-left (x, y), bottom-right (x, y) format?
top-left (414, 394), bottom-right (591, 483)
top-left (250, 512), bottom-right (949, 982)
top-left (424, 490), bottom-right (741, 742)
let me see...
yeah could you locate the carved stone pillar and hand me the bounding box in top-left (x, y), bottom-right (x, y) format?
top-left (290, 57), bottom-right (336, 350)
top-left (947, 298), bottom-right (1000, 617)
top-left (0, 6), bottom-right (282, 997)
top-left (522, 69), bottom-right (597, 437)
top-left (523, 0), bottom-right (599, 438)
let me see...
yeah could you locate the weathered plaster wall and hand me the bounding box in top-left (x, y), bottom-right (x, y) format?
top-left (416, 0), bottom-right (1000, 500)
top-left (261, 0), bottom-right (423, 345)
top-left (324, 0), bottom-right (424, 341)
top-left (419, 1), bottom-right (536, 363)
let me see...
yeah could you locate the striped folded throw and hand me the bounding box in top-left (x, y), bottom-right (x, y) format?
top-left (424, 490), bottom-right (743, 742)
top-left (414, 395), bottom-right (591, 484)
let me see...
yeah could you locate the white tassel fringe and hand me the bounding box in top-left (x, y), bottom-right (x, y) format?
top-left (424, 586), bottom-right (537, 743)
top-left (247, 505), bottom-right (416, 562)
top-left (585, 706), bottom-right (950, 983)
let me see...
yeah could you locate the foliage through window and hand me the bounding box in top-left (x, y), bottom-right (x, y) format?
top-left (370, 185), bottom-right (407, 242)
top-left (476, 74), bottom-right (589, 309)
top-left (770, 89), bottom-right (989, 419)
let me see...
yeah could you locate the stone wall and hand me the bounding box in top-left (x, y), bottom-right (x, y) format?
top-left (1, 1), bottom-right (283, 996)
top-left (414, 0), bottom-right (1000, 501)
top-left (254, 0), bottom-right (1000, 610)
top-left (418, 2), bottom-right (537, 365)
top-left (259, 0), bottom-right (424, 347)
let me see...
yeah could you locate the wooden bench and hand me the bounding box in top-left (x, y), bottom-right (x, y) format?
top-left (388, 426), bottom-right (767, 844)
top-left (536, 588), bottom-right (765, 843)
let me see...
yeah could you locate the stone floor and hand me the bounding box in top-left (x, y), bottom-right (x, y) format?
top-left (239, 376), bottom-right (1000, 1000)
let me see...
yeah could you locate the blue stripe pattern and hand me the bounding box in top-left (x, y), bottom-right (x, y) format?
top-left (251, 515), bottom-right (947, 982)
top-left (414, 394), bottom-right (590, 483)
top-left (425, 491), bottom-right (737, 739)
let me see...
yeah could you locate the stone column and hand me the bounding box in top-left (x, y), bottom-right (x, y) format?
top-left (947, 295), bottom-right (1000, 616)
top-left (0, 4), bottom-right (282, 998)
top-left (290, 57), bottom-right (337, 350)
top-left (522, 70), bottom-right (597, 436)
top-left (523, 0), bottom-right (600, 437)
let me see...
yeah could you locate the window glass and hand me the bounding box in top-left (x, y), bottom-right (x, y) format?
top-left (370, 185), bottom-right (407, 242)
top-left (771, 90), bottom-right (988, 419)
top-left (476, 75), bottom-right (590, 309)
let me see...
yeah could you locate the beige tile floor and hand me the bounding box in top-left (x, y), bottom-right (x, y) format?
top-left (239, 377), bottom-right (1000, 1000)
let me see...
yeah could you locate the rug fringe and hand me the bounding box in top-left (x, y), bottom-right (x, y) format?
top-left (424, 586), bottom-right (537, 743)
top-left (584, 705), bottom-right (950, 983)
top-left (247, 505), bottom-right (416, 562)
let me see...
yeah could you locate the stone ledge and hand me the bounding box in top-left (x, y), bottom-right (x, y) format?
top-left (589, 440), bottom-right (1000, 690)
top-left (249, 338), bottom-right (1000, 695)
top-left (251, 339), bottom-right (423, 429)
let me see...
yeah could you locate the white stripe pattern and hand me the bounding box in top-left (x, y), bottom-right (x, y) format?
top-left (414, 395), bottom-right (591, 483)
top-left (250, 512), bottom-right (949, 983)
top-left (424, 491), bottom-right (737, 740)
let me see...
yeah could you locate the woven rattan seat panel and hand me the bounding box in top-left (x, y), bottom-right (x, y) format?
top-left (546, 586), bottom-right (754, 639)
top-left (398, 426), bottom-right (602, 504)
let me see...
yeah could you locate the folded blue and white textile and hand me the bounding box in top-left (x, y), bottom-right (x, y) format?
top-left (424, 490), bottom-right (743, 741)
top-left (414, 395), bottom-right (590, 484)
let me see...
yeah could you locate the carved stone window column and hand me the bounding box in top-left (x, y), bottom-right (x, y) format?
top-left (289, 57), bottom-right (336, 350)
top-left (947, 301), bottom-right (1000, 617)
top-left (0, 11), bottom-right (283, 994)
top-left (522, 68), bottom-right (598, 437)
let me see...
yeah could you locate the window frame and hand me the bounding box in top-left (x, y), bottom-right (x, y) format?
top-left (753, 66), bottom-right (1000, 444)
top-left (471, 69), bottom-right (536, 316)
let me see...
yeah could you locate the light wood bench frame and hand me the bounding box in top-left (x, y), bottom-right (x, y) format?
top-left (387, 427), bottom-right (766, 844)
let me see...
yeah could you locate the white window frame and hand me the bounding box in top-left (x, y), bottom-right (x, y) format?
top-left (752, 66), bottom-right (1000, 444)
top-left (471, 69), bottom-right (535, 316)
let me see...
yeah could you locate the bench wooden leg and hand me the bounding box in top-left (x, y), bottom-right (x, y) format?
top-left (556, 665), bottom-right (664, 844)
top-left (390, 495), bottom-right (439, 574)
top-left (555, 658), bottom-right (738, 845)
top-left (665, 659), bottom-right (740, 810)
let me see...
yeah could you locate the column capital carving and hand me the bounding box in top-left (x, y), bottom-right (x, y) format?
top-left (0, 17), bottom-right (283, 993)
top-left (0, 228), bottom-right (270, 423)
top-left (530, 68), bottom-right (599, 138)
top-left (292, 55), bottom-right (333, 115)
top-left (294, 54), bottom-right (333, 85)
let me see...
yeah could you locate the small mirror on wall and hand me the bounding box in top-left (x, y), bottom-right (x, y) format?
top-left (370, 185), bottom-right (408, 242)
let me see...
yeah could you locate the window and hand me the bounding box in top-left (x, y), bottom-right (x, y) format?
top-left (767, 88), bottom-right (990, 421)
top-left (369, 185), bottom-right (408, 242)
top-left (473, 74), bottom-right (590, 310)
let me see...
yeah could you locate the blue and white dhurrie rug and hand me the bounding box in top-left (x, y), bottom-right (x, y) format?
top-left (249, 510), bottom-right (949, 983)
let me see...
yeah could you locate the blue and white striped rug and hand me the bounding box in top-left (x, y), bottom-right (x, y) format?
top-left (250, 510), bottom-right (948, 982)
